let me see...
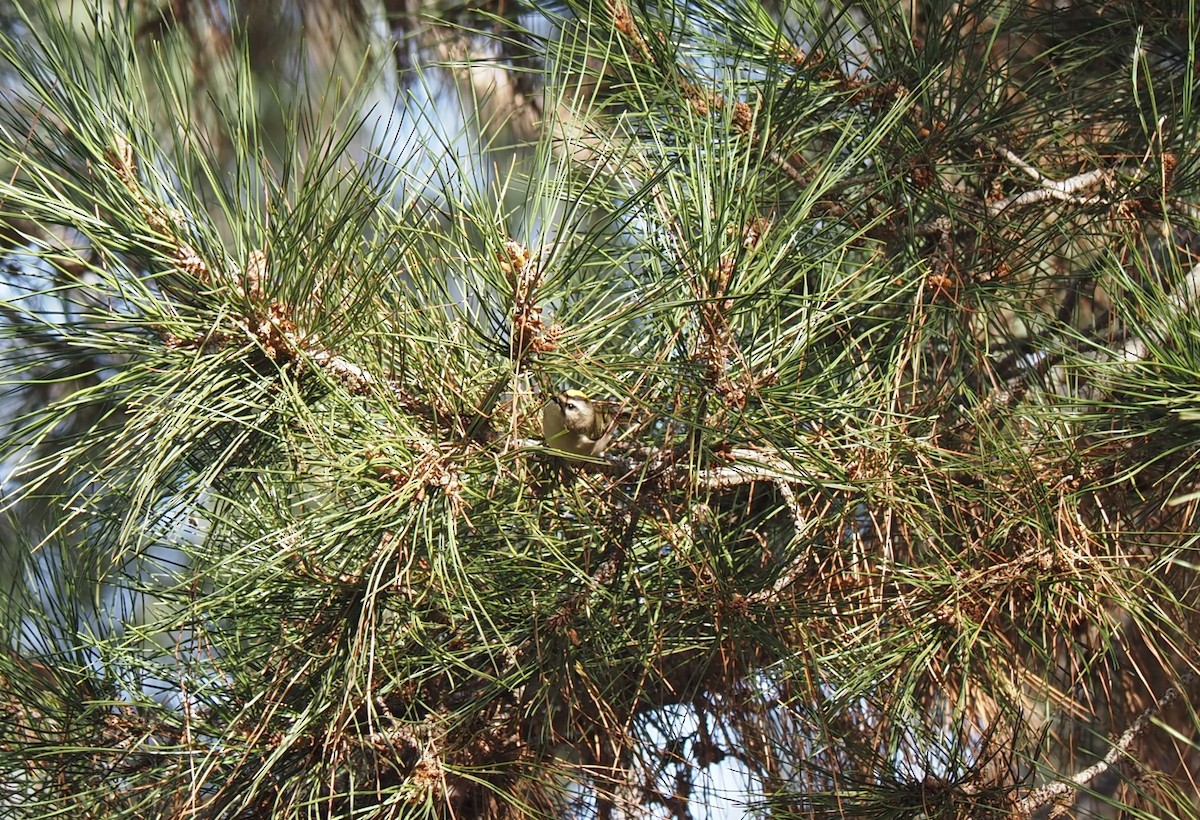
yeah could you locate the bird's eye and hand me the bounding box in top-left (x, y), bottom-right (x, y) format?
top-left (565, 402), bottom-right (576, 411)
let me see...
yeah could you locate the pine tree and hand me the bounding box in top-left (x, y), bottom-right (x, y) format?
top-left (1, 1), bottom-right (1198, 817)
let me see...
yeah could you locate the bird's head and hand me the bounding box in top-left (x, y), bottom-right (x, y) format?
top-left (554, 389), bottom-right (597, 434)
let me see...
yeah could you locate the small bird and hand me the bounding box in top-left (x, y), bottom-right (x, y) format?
top-left (541, 389), bottom-right (612, 458)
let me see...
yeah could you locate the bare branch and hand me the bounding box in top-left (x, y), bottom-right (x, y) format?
top-left (987, 168), bottom-right (1111, 217)
top-left (1014, 672), bottom-right (1199, 815)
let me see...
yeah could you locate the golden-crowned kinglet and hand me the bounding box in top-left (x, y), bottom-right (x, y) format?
top-left (542, 389), bottom-right (611, 458)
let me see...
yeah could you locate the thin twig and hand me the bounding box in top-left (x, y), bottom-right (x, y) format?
top-left (1014, 671), bottom-right (1199, 815)
top-left (996, 146), bottom-right (1048, 183)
